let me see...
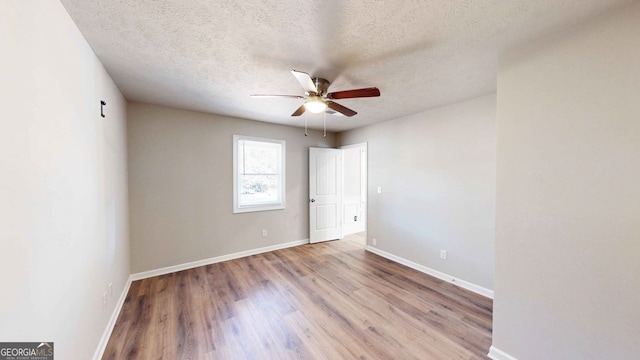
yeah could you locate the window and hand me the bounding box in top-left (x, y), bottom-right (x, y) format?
top-left (233, 135), bottom-right (286, 213)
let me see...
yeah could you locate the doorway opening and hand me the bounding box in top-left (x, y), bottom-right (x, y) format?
top-left (340, 143), bottom-right (367, 248)
top-left (309, 143), bottom-right (367, 247)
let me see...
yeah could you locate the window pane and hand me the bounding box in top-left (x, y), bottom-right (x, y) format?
top-left (243, 141), bottom-right (278, 174)
top-left (234, 135), bottom-right (285, 213)
top-left (240, 174), bottom-right (279, 205)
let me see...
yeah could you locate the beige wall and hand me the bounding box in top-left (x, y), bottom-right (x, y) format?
top-left (338, 94), bottom-right (497, 290)
top-left (127, 102), bottom-right (336, 273)
top-left (0, 1), bottom-right (130, 359)
top-left (493, 3), bottom-right (640, 359)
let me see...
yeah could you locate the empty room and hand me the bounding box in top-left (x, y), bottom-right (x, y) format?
top-left (1, 0), bottom-right (638, 359)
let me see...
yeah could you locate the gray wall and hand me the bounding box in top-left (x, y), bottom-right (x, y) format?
top-left (493, 2), bottom-right (640, 359)
top-left (127, 102), bottom-right (337, 273)
top-left (338, 94), bottom-right (496, 291)
top-left (0, 1), bottom-right (130, 359)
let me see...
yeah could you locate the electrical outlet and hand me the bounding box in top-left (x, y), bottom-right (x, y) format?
top-left (440, 250), bottom-right (447, 260)
top-left (262, 229), bottom-right (268, 238)
top-left (109, 282), bottom-right (113, 298)
top-left (372, 238), bottom-right (377, 246)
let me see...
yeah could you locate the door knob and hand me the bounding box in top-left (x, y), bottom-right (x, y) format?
top-left (310, 199), bottom-right (316, 202)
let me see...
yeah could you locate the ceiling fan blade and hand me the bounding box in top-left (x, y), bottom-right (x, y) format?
top-left (291, 104), bottom-right (306, 116)
top-left (326, 101), bottom-right (357, 117)
top-left (250, 94), bottom-right (304, 99)
top-left (291, 70), bottom-right (318, 94)
top-left (327, 87), bottom-right (380, 100)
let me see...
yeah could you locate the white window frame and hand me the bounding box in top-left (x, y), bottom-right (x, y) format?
top-left (233, 135), bottom-right (286, 213)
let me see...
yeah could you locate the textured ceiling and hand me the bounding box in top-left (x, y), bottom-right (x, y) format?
top-left (60, 0), bottom-right (631, 132)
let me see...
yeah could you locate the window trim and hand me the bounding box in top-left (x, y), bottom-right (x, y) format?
top-left (233, 135), bottom-right (286, 213)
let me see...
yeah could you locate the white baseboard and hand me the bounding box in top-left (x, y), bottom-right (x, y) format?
top-left (365, 246), bottom-right (494, 299)
top-left (130, 239), bottom-right (310, 281)
top-left (488, 346), bottom-right (518, 360)
top-left (92, 276), bottom-right (132, 360)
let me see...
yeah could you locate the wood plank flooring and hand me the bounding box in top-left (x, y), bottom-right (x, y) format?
top-left (103, 235), bottom-right (492, 359)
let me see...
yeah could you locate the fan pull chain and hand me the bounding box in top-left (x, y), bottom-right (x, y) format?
top-left (304, 112), bottom-right (308, 136)
top-left (323, 112), bottom-right (326, 138)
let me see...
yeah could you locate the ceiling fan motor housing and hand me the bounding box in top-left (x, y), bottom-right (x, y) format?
top-left (312, 78), bottom-right (330, 96)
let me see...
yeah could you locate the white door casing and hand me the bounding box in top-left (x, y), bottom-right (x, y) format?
top-left (309, 147), bottom-right (342, 243)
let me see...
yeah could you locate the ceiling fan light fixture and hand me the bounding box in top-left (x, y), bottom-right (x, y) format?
top-left (304, 96), bottom-right (327, 113)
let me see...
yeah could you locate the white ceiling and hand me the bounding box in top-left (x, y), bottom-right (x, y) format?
top-left (60, 0), bottom-right (631, 132)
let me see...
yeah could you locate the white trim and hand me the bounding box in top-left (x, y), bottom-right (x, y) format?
top-left (92, 277), bottom-right (132, 360)
top-left (131, 239), bottom-right (309, 281)
top-left (488, 346), bottom-right (518, 360)
top-left (365, 246), bottom-right (494, 299)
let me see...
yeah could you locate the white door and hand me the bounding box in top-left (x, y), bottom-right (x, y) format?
top-left (309, 147), bottom-right (342, 243)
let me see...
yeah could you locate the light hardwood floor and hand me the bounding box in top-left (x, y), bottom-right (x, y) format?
top-left (103, 235), bottom-right (492, 359)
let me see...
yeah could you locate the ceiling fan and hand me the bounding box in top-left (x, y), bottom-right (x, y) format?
top-left (251, 70), bottom-right (381, 117)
